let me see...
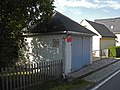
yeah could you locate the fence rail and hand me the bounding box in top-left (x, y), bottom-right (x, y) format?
top-left (0, 60), bottom-right (63, 90)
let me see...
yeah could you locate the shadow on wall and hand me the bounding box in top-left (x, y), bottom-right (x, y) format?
top-left (25, 36), bottom-right (63, 63)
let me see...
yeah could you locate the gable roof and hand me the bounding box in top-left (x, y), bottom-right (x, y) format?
top-left (95, 18), bottom-right (120, 33)
top-left (85, 20), bottom-right (116, 38)
top-left (31, 11), bottom-right (95, 35)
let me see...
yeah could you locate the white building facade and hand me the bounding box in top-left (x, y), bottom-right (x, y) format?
top-left (80, 19), bottom-right (116, 58)
top-left (25, 32), bottom-right (93, 74)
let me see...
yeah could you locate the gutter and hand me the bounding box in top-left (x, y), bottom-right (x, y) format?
top-left (23, 30), bottom-right (96, 37)
top-left (67, 31), bottom-right (95, 36)
top-left (23, 31), bottom-right (67, 37)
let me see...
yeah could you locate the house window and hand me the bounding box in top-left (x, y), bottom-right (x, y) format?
top-left (53, 39), bottom-right (59, 47)
top-left (110, 25), bottom-right (114, 29)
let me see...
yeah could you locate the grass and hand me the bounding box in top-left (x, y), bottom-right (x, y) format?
top-left (0, 70), bottom-right (92, 90)
top-left (32, 78), bottom-right (92, 90)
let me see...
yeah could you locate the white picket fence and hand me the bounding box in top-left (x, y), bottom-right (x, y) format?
top-left (0, 60), bottom-right (63, 90)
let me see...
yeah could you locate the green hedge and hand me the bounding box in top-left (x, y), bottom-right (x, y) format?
top-left (108, 46), bottom-right (120, 58)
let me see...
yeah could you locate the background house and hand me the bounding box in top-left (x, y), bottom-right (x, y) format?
top-left (80, 19), bottom-right (116, 58)
top-left (95, 18), bottom-right (120, 46)
top-left (25, 12), bottom-right (95, 75)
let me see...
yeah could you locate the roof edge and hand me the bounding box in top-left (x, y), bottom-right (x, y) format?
top-left (23, 30), bottom-right (97, 37)
top-left (102, 36), bottom-right (117, 38)
top-left (67, 31), bottom-right (95, 36)
top-left (23, 31), bottom-right (67, 36)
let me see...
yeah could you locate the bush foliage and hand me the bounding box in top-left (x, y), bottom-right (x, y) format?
top-left (0, 0), bottom-right (54, 67)
top-left (108, 46), bottom-right (120, 58)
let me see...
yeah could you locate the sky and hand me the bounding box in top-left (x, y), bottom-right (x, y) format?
top-left (54, 0), bottom-right (120, 23)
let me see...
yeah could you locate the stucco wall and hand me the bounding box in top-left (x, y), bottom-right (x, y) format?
top-left (25, 33), bottom-right (93, 74)
top-left (25, 34), bottom-right (66, 63)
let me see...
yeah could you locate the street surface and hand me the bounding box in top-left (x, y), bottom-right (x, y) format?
top-left (91, 69), bottom-right (120, 90)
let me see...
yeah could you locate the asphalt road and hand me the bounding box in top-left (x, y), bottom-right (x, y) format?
top-left (91, 70), bottom-right (120, 90)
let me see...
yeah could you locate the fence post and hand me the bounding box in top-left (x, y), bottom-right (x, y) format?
top-left (28, 64), bottom-right (31, 89)
top-left (39, 62), bottom-right (42, 84)
top-left (31, 64), bottom-right (34, 87)
top-left (37, 63), bottom-right (39, 84)
top-left (1, 68), bottom-right (5, 90)
top-left (22, 66), bottom-right (26, 90)
top-left (100, 49), bottom-right (102, 59)
top-left (13, 66), bottom-right (16, 89)
top-left (43, 62), bottom-right (45, 83)
top-left (60, 60), bottom-right (62, 78)
top-left (49, 61), bottom-right (52, 80)
top-left (34, 63), bottom-right (37, 86)
top-left (0, 60), bottom-right (63, 90)
top-left (9, 67), bottom-right (12, 90)
top-left (5, 67), bottom-right (9, 90)
top-left (16, 66), bottom-right (20, 90)
top-left (19, 66), bottom-right (23, 90)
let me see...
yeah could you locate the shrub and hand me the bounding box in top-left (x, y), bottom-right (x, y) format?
top-left (108, 46), bottom-right (120, 58)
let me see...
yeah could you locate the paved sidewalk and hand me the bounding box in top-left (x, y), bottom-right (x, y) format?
top-left (84, 60), bottom-right (120, 83)
top-left (67, 58), bottom-right (119, 79)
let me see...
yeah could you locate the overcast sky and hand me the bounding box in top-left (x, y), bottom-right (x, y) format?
top-left (54, 0), bottom-right (120, 23)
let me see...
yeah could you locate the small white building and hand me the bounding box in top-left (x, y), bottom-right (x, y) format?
top-left (25, 12), bottom-right (95, 75)
top-left (80, 19), bottom-right (116, 58)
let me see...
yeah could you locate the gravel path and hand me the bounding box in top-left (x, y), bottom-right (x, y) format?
top-left (83, 61), bottom-right (120, 83)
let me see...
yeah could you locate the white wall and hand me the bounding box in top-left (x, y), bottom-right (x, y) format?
top-left (25, 34), bottom-right (74, 75)
top-left (25, 37), bottom-right (34, 63)
top-left (25, 33), bottom-right (93, 75)
top-left (64, 36), bottom-right (72, 74)
top-left (25, 34), bottom-right (66, 63)
top-left (80, 20), bottom-right (101, 36)
top-left (92, 36), bottom-right (100, 57)
top-left (116, 34), bottom-right (120, 46)
top-left (92, 36), bottom-right (100, 50)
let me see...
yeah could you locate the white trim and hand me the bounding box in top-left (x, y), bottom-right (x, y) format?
top-left (67, 31), bottom-right (94, 36)
top-left (24, 30), bottom-right (95, 36)
top-left (23, 31), bottom-right (67, 36)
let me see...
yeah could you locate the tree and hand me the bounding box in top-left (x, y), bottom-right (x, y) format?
top-left (0, 0), bottom-right (54, 67)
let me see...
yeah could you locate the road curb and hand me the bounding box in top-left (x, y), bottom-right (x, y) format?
top-left (67, 59), bottom-right (119, 80)
top-left (87, 63), bottom-right (120, 90)
top-left (79, 60), bottom-right (119, 79)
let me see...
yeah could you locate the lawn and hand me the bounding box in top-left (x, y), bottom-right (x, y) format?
top-left (31, 78), bottom-right (92, 90)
